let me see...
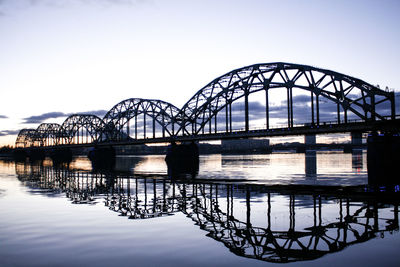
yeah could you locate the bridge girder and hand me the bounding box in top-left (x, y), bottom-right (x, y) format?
top-left (15, 128), bottom-right (37, 148)
top-left (34, 123), bottom-right (61, 147)
top-left (102, 98), bottom-right (186, 141)
top-left (14, 62), bottom-right (397, 147)
top-left (58, 114), bottom-right (106, 145)
top-left (177, 62), bottom-right (395, 135)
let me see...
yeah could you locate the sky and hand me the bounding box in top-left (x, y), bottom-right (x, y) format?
top-left (0, 0), bottom-right (399, 146)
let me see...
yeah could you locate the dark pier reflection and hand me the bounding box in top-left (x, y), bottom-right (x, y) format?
top-left (15, 160), bottom-right (399, 264)
top-left (352, 150), bottom-right (363, 172)
top-left (305, 151), bottom-right (317, 178)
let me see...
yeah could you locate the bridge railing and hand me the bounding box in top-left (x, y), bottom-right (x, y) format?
top-left (200, 115), bottom-right (400, 135)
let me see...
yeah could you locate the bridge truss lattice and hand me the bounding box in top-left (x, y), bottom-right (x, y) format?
top-left (15, 62), bottom-right (396, 148)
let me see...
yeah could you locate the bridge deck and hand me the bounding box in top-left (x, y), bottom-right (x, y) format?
top-left (32, 119), bottom-right (400, 149)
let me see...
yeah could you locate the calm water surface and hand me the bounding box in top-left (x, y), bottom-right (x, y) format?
top-left (0, 152), bottom-right (399, 266)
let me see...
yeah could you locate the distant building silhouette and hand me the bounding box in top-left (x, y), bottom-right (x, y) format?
top-left (221, 138), bottom-right (270, 153)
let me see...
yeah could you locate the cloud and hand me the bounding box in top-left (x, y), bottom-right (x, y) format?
top-left (17, 91), bottom-right (400, 131)
top-left (0, 129), bottom-right (20, 136)
top-left (21, 109), bottom-right (110, 124)
top-left (0, 115), bottom-right (8, 119)
top-left (22, 112), bottom-right (68, 124)
top-left (291, 94), bottom-right (310, 104)
top-left (228, 101), bottom-right (265, 123)
top-left (214, 91), bottom-right (398, 127)
top-left (83, 109), bottom-right (108, 118)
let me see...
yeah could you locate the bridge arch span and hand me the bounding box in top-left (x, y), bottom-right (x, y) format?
top-left (177, 62), bottom-right (395, 135)
top-left (34, 123), bottom-right (61, 147)
top-left (102, 98), bottom-right (185, 141)
top-left (15, 129), bottom-right (37, 148)
top-left (58, 114), bottom-right (106, 145)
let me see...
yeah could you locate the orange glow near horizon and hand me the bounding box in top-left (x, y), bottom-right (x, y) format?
top-left (0, 135), bottom-right (16, 147)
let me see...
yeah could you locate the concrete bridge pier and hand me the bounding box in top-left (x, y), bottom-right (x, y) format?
top-left (367, 133), bottom-right (400, 189)
top-left (49, 148), bottom-right (72, 164)
top-left (13, 147), bottom-right (46, 161)
top-left (88, 146), bottom-right (116, 171)
top-left (296, 134), bottom-right (316, 153)
top-left (165, 142), bottom-right (199, 178)
top-left (303, 133), bottom-right (317, 178)
top-left (344, 132), bottom-right (363, 153)
top-left (13, 148), bottom-right (28, 161)
top-left (27, 147), bottom-right (46, 161)
top-left (305, 134), bottom-right (316, 151)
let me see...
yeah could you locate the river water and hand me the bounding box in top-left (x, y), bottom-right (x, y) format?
top-left (0, 152), bottom-right (399, 266)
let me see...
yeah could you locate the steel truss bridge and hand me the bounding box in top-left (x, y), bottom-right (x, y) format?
top-left (15, 62), bottom-right (399, 148)
top-left (16, 162), bottom-right (400, 264)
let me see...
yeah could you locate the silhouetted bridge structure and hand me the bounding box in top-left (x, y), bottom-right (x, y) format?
top-left (15, 62), bottom-right (399, 150)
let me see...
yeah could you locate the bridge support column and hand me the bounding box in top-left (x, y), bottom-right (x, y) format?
top-left (27, 147), bottom-right (46, 161)
top-left (13, 148), bottom-right (28, 161)
top-left (165, 142), bottom-right (199, 178)
top-left (245, 90), bottom-right (249, 132)
top-left (344, 132), bottom-right (363, 153)
top-left (305, 134), bottom-right (316, 148)
top-left (50, 147), bottom-right (72, 164)
top-left (304, 134), bottom-right (317, 177)
top-left (229, 101), bottom-right (232, 132)
top-left (88, 146), bottom-right (116, 171)
top-left (296, 134), bottom-right (316, 153)
top-left (367, 133), bottom-right (400, 190)
top-left (305, 134), bottom-right (316, 152)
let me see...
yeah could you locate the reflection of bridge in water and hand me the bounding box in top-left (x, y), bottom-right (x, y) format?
top-left (16, 161), bottom-right (399, 263)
